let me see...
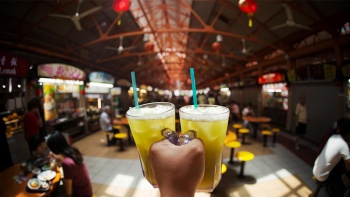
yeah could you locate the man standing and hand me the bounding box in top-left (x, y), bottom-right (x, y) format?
top-left (295, 95), bottom-right (307, 150)
top-left (99, 105), bottom-right (113, 145)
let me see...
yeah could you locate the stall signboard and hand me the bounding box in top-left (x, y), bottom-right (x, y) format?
top-left (111, 87), bottom-right (121, 95)
top-left (323, 64), bottom-right (336, 80)
top-left (0, 51), bottom-right (31, 78)
top-left (38, 63), bottom-right (86, 80)
top-left (258, 72), bottom-right (284, 84)
top-left (43, 84), bottom-right (58, 121)
top-left (287, 69), bottom-right (296, 82)
top-left (89, 72), bottom-right (115, 84)
top-left (342, 64), bottom-right (350, 78)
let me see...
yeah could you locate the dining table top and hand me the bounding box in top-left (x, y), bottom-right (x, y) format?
top-left (242, 116), bottom-right (272, 123)
top-left (113, 117), bottom-right (128, 125)
top-left (0, 163), bottom-right (61, 197)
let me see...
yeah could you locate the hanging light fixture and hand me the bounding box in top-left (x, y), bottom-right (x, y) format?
top-left (238, 0), bottom-right (257, 27)
top-left (212, 34), bottom-right (223, 54)
top-left (112, 0), bottom-right (130, 25)
top-left (144, 41), bottom-right (154, 52)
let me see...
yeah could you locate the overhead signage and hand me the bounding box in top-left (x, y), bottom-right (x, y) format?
top-left (287, 69), bottom-right (296, 82)
top-left (323, 64), bottom-right (336, 80)
top-left (38, 63), bottom-right (86, 80)
top-left (111, 87), bottom-right (121, 95)
top-left (258, 72), bottom-right (284, 84)
top-left (342, 64), bottom-right (350, 78)
top-left (89, 71), bottom-right (115, 84)
top-left (0, 51), bottom-right (31, 78)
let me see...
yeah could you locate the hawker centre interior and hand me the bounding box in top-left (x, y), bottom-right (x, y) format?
top-left (0, 0), bottom-right (350, 197)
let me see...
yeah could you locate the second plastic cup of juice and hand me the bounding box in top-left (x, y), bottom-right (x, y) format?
top-left (126, 102), bottom-right (175, 187)
top-left (179, 104), bottom-right (229, 192)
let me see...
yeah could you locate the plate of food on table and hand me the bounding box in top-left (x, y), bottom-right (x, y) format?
top-left (41, 164), bottom-right (51, 171)
top-left (27, 178), bottom-right (50, 192)
top-left (37, 170), bottom-right (56, 182)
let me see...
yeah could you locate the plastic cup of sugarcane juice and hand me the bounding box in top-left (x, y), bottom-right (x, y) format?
top-left (126, 102), bottom-right (175, 187)
top-left (179, 104), bottom-right (229, 192)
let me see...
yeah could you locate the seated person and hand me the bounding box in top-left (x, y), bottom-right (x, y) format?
top-left (47, 131), bottom-right (92, 197)
top-left (313, 118), bottom-right (350, 196)
top-left (28, 134), bottom-right (49, 160)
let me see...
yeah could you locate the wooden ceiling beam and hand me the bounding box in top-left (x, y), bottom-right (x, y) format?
top-left (201, 34), bottom-right (350, 88)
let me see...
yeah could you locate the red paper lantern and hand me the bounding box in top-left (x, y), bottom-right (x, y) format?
top-left (238, 0), bottom-right (257, 27)
top-left (212, 41), bottom-right (222, 52)
top-left (112, 0), bottom-right (130, 13)
top-left (112, 0), bottom-right (130, 25)
top-left (144, 41), bottom-right (154, 52)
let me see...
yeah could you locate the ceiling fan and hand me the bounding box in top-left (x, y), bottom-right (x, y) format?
top-left (49, 0), bottom-right (102, 31)
top-left (270, 3), bottom-right (312, 31)
top-left (239, 39), bottom-right (253, 56)
top-left (106, 37), bottom-right (137, 54)
top-left (221, 55), bottom-right (226, 67)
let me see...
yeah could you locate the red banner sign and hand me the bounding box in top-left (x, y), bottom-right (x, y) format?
top-left (0, 51), bottom-right (31, 78)
top-left (258, 72), bottom-right (284, 84)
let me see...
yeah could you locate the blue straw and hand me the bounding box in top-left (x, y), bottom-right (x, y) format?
top-left (131, 71), bottom-right (139, 109)
top-left (190, 68), bottom-right (198, 109)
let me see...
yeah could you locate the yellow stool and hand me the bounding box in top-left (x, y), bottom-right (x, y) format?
top-left (239, 128), bottom-right (250, 144)
top-left (236, 151), bottom-right (254, 178)
top-left (261, 130), bottom-right (272, 147)
top-left (114, 133), bottom-right (127, 151)
top-left (225, 141), bottom-right (241, 164)
top-left (225, 130), bottom-right (237, 144)
top-left (113, 125), bottom-right (122, 130)
top-left (221, 164), bottom-right (227, 174)
top-left (272, 128), bottom-right (280, 145)
top-left (233, 123), bottom-right (243, 137)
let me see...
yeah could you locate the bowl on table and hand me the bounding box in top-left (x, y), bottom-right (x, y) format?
top-left (31, 167), bottom-right (41, 175)
top-left (27, 178), bottom-right (41, 190)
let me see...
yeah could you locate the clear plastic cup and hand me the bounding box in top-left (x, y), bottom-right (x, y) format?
top-left (179, 104), bottom-right (229, 192)
top-left (126, 102), bottom-right (175, 187)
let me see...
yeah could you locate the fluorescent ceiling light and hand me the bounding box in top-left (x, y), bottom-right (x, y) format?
top-left (39, 78), bottom-right (84, 85)
top-left (88, 82), bottom-right (113, 88)
top-left (220, 87), bottom-right (230, 92)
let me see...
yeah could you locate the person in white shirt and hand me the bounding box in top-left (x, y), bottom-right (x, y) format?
top-left (242, 103), bottom-right (254, 117)
top-left (295, 95), bottom-right (307, 150)
top-left (313, 118), bottom-right (350, 196)
top-left (100, 105), bottom-right (113, 145)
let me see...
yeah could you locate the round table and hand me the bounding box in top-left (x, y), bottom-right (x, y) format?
top-left (242, 116), bottom-right (271, 139)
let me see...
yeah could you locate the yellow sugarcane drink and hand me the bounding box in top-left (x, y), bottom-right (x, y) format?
top-left (179, 105), bottom-right (229, 192)
top-left (126, 102), bottom-right (175, 187)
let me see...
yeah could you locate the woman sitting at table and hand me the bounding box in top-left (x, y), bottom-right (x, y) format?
top-left (47, 131), bottom-right (92, 197)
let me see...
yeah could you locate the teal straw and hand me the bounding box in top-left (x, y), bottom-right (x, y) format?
top-left (131, 71), bottom-right (139, 109)
top-left (190, 68), bottom-right (198, 109)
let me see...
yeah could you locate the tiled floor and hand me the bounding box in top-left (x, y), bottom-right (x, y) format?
top-left (73, 126), bottom-right (316, 197)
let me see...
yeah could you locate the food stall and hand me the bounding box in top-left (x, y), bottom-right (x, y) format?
top-left (259, 72), bottom-right (288, 126)
top-left (37, 63), bottom-right (87, 142)
top-left (85, 71), bottom-right (114, 132)
top-left (0, 51), bottom-right (31, 163)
